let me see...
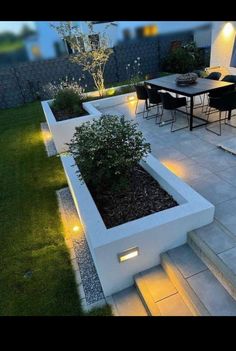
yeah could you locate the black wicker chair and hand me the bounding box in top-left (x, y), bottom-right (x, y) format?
top-left (145, 84), bottom-right (162, 122)
top-left (134, 85), bottom-right (149, 118)
top-left (205, 72), bottom-right (222, 80)
top-left (205, 74), bottom-right (236, 115)
top-left (202, 71), bottom-right (222, 112)
top-left (159, 92), bottom-right (189, 132)
top-left (206, 90), bottom-right (236, 136)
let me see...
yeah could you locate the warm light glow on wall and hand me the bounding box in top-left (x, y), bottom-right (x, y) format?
top-left (118, 247), bottom-right (139, 263)
top-left (73, 225), bottom-right (80, 232)
top-left (223, 22), bottom-right (234, 38)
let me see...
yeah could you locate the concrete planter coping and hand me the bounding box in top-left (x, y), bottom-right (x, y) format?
top-left (60, 153), bottom-right (215, 296)
top-left (41, 89), bottom-right (137, 153)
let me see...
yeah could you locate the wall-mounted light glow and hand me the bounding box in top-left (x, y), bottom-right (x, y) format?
top-left (73, 225), bottom-right (80, 232)
top-left (118, 247), bottom-right (139, 263)
top-left (223, 22), bottom-right (234, 37)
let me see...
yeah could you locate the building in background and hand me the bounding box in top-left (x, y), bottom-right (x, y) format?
top-left (24, 21), bottom-right (119, 61)
top-left (24, 21), bottom-right (212, 61)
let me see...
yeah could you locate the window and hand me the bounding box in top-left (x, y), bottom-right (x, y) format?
top-left (143, 24), bottom-right (158, 37)
top-left (31, 45), bottom-right (41, 58)
top-left (88, 34), bottom-right (100, 50)
top-left (64, 36), bottom-right (85, 54)
top-left (54, 41), bottom-right (66, 57)
top-left (136, 27), bottom-right (144, 38)
top-left (123, 29), bottom-right (131, 40)
top-left (64, 38), bottom-right (73, 54)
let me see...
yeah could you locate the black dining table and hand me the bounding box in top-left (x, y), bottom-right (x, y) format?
top-left (145, 74), bottom-right (235, 131)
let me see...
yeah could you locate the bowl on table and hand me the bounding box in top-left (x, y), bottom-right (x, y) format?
top-left (176, 72), bottom-right (198, 86)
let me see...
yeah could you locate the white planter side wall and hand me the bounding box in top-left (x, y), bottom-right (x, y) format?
top-left (94, 204), bottom-right (213, 296)
top-left (60, 154), bottom-right (215, 296)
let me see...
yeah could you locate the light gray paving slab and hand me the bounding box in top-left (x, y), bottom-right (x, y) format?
top-left (174, 138), bottom-right (215, 157)
top-left (191, 148), bottom-right (236, 173)
top-left (161, 157), bottom-right (214, 183)
top-left (112, 286), bottom-right (148, 316)
top-left (187, 269), bottom-right (236, 316)
top-left (219, 247), bottom-right (236, 274)
top-left (189, 173), bottom-right (236, 205)
top-left (156, 292), bottom-right (193, 316)
top-left (167, 244), bottom-right (207, 278)
top-left (216, 165), bottom-right (236, 187)
top-left (140, 266), bottom-right (177, 302)
top-left (215, 198), bottom-right (236, 236)
top-left (192, 122), bottom-right (236, 146)
top-left (151, 146), bottom-right (188, 162)
top-left (194, 221), bottom-right (236, 254)
top-left (218, 137), bottom-right (236, 155)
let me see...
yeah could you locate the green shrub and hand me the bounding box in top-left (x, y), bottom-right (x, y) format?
top-left (161, 41), bottom-right (206, 74)
top-left (68, 115), bottom-right (151, 192)
top-left (52, 88), bottom-right (84, 114)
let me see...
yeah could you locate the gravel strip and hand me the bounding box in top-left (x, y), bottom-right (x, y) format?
top-left (73, 238), bottom-right (104, 304)
top-left (40, 122), bottom-right (57, 157)
top-left (58, 187), bottom-right (105, 305)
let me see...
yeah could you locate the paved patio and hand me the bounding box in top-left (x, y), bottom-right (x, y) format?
top-left (101, 97), bottom-right (236, 207)
top-left (100, 97), bottom-right (236, 315)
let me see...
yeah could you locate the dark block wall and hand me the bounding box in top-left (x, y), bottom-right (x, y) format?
top-left (0, 31), bottom-right (194, 109)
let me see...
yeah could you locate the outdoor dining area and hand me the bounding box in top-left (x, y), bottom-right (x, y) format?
top-left (135, 71), bottom-right (236, 136)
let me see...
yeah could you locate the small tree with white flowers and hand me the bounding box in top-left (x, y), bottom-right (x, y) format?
top-left (51, 21), bottom-right (113, 97)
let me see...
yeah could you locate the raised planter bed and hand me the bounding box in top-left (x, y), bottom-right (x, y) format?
top-left (60, 153), bottom-right (215, 296)
top-left (41, 89), bottom-right (137, 153)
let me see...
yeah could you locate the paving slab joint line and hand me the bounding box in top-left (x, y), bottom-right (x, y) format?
top-left (161, 251), bottom-right (210, 316)
top-left (188, 230), bottom-right (236, 301)
top-left (134, 273), bottom-right (162, 316)
top-left (214, 217), bottom-right (236, 242)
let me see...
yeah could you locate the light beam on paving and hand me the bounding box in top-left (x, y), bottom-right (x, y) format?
top-left (161, 160), bottom-right (187, 179)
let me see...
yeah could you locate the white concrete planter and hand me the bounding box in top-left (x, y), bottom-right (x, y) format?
top-left (60, 153), bottom-right (215, 297)
top-left (41, 91), bottom-right (136, 153)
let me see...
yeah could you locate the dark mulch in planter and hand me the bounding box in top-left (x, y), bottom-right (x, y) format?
top-left (88, 164), bottom-right (178, 228)
top-left (52, 88), bottom-right (136, 121)
top-left (52, 107), bottom-right (89, 121)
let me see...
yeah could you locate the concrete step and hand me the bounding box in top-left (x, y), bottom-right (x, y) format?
top-left (162, 244), bottom-right (236, 316)
top-left (188, 224), bottom-right (236, 300)
top-left (134, 266), bottom-right (193, 316)
top-left (111, 286), bottom-right (148, 316)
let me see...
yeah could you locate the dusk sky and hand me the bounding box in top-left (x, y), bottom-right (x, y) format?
top-left (0, 21), bottom-right (35, 33)
top-left (0, 21), bottom-right (210, 34)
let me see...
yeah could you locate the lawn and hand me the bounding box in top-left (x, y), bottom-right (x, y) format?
top-left (0, 101), bottom-right (112, 316)
top-left (0, 40), bottom-right (24, 53)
